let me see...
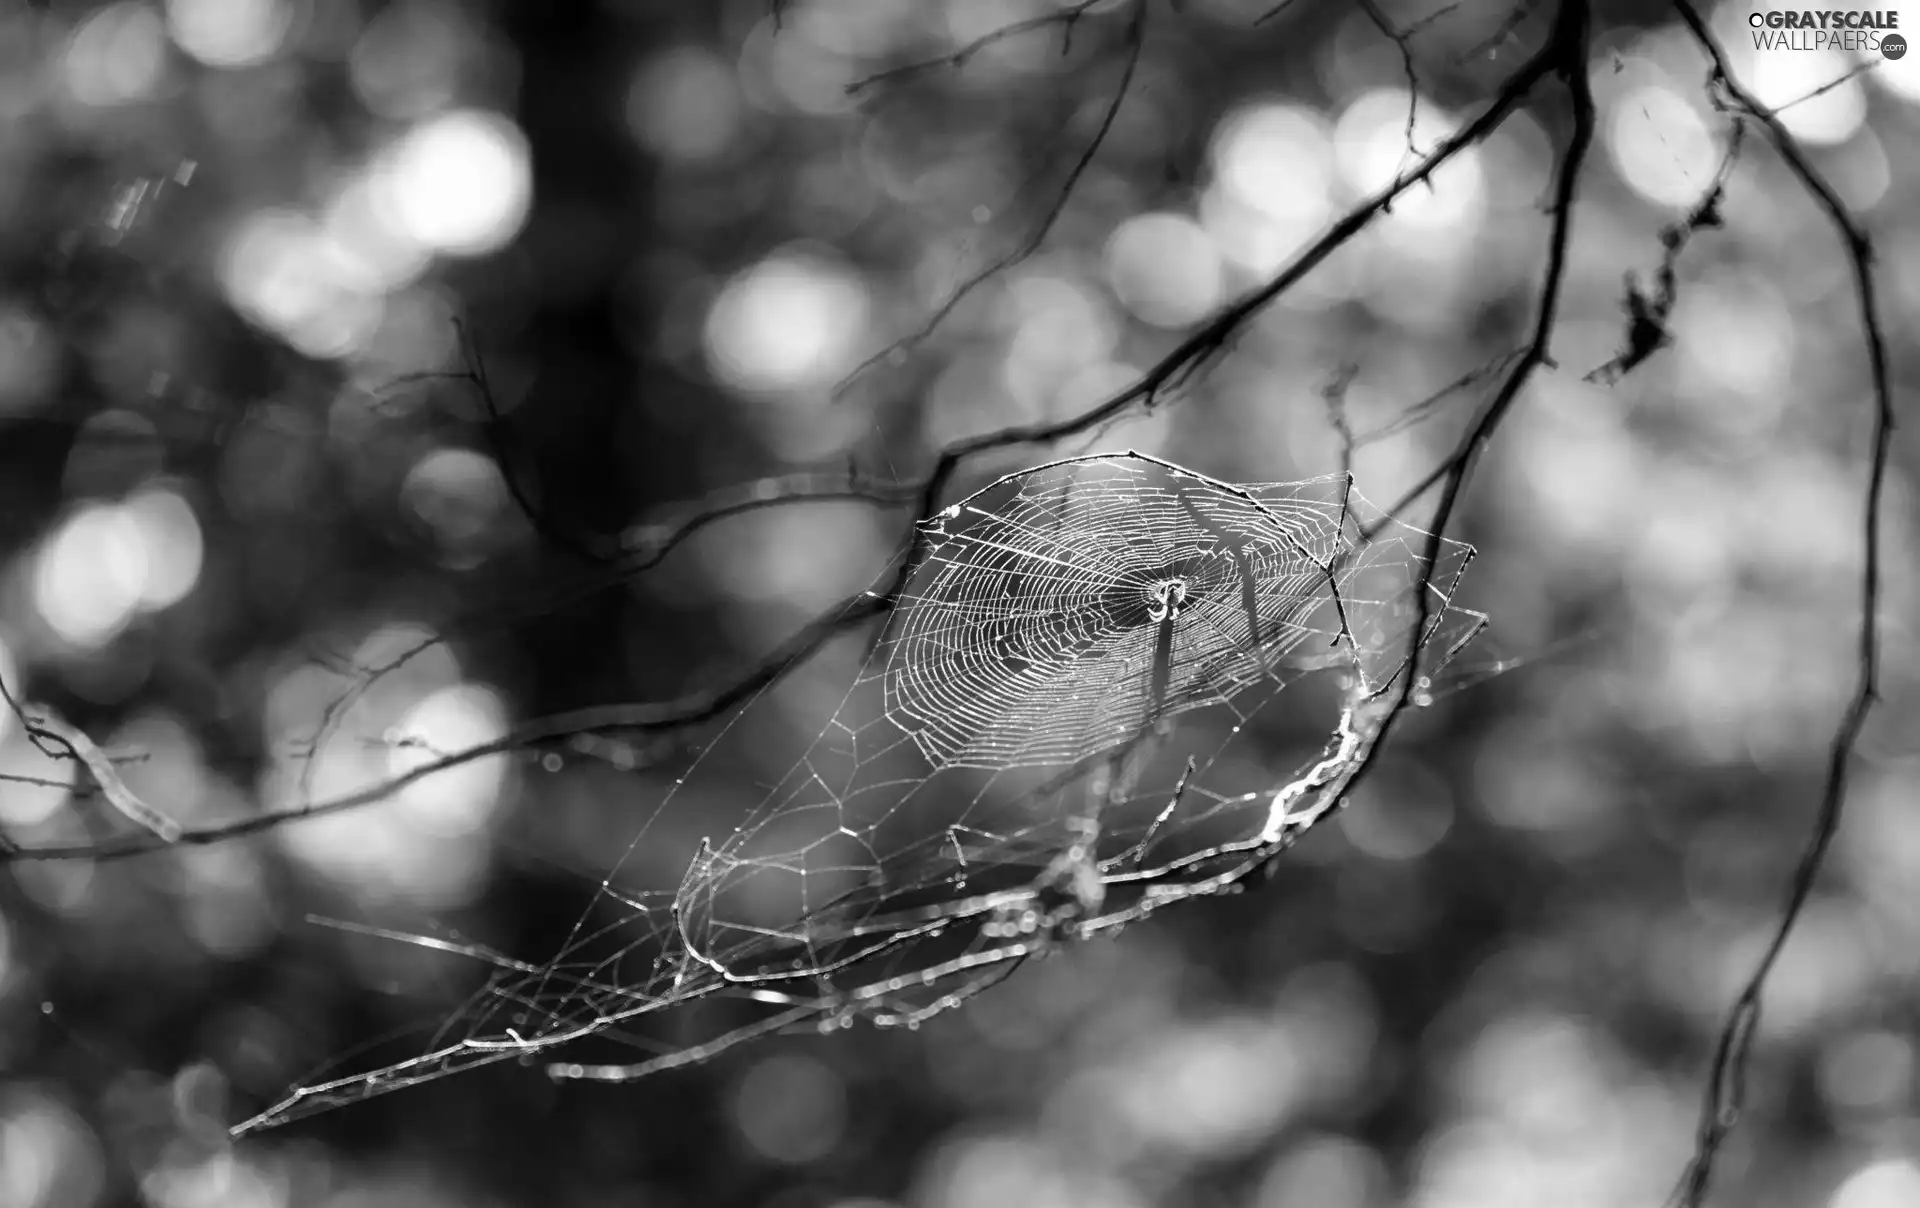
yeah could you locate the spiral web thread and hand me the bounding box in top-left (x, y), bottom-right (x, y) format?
top-left (235, 452), bottom-right (1484, 1134)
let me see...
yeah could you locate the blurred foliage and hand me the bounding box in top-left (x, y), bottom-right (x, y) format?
top-left (1, 1), bottom-right (1919, 1207)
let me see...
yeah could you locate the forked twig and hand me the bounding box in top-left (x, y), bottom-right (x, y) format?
top-left (30, 711), bottom-right (181, 843)
top-left (1357, 0), bottom-right (1462, 161)
top-left (0, 675), bottom-right (180, 843)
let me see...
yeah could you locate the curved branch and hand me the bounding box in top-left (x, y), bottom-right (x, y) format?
top-left (846, 0), bottom-right (1111, 94)
top-left (1312, 0), bottom-right (1592, 857)
top-left (9, 14), bottom-right (1576, 864)
top-left (1665, 5), bottom-right (1895, 1205)
top-left (0, 677), bottom-right (179, 843)
top-left (12, 593), bottom-right (890, 862)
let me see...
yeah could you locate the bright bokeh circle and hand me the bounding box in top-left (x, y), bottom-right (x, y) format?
top-left (377, 109), bottom-right (534, 258)
top-left (704, 250), bottom-right (871, 394)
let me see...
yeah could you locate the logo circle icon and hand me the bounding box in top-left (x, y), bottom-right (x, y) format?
top-left (1885, 33), bottom-right (1908, 60)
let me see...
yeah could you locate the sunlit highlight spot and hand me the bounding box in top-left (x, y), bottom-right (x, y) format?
top-left (270, 626), bottom-right (506, 907)
top-left (697, 501), bottom-right (889, 613)
top-left (323, 176), bottom-right (433, 295)
top-left (1093, 1016), bottom-right (1307, 1157)
top-left (64, 3), bottom-right (169, 107)
top-left (123, 487), bottom-right (205, 611)
top-left (1607, 83), bottom-right (1720, 208)
top-left (1831, 1158), bottom-right (1920, 1208)
top-left (1332, 90), bottom-right (1484, 236)
top-left (1204, 102), bottom-right (1335, 274)
top-left (220, 209), bottom-right (384, 359)
top-left (388, 683), bottom-right (511, 834)
top-left (1746, 48), bottom-right (1867, 146)
top-left (166, 0), bottom-right (292, 68)
top-left (1003, 273), bottom-right (1118, 409)
top-left (376, 110), bottom-right (533, 258)
top-left (140, 1148), bottom-right (280, 1208)
top-left (30, 491), bottom-right (203, 649)
top-left (1831, 127), bottom-right (1890, 211)
top-left (742, 12), bottom-right (861, 116)
top-left (704, 250), bottom-right (871, 395)
top-left (0, 1093), bottom-right (103, 1208)
top-left (1104, 212), bottom-right (1223, 329)
top-left (1212, 102), bottom-right (1335, 224)
top-left (34, 504), bottom-right (148, 648)
top-left (350, 0), bottom-right (471, 120)
top-left (0, 723), bottom-right (77, 829)
top-left (1257, 1135), bottom-right (1387, 1207)
top-left (1414, 1011), bottom-right (1683, 1206)
top-left (733, 1053), bottom-right (846, 1164)
top-left (400, 447), bottom-right (511, 566)
top-left (1674, 274), bottom-right (1794, 405)
top-left (922, 1133), bottom-right (1108, 1208)
top-left (628, 47), bottom-right (743, 163)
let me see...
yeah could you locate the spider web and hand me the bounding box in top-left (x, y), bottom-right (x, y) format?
top-left (889, 458), bottom-right (1362, 768)
top-left (233, 451), bottom-right (1485, 1134)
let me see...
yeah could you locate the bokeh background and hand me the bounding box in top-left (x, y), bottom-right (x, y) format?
top-left (2, 0), bottom-right (1919, 1205)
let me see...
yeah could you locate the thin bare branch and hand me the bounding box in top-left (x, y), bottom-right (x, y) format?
top-left (33, 711), bottom-right (180, 842)
top-left (1357, 0), bottom-right (1442, 159)
top-left (1321, 363), bottom-right (1360, 482)
top-left (0, 772), bottom-right (98, 794)
top-left (837, 0), bottom-right (1146, 393)
top-left (8, 6), bottom-right (1580, 864)
top-left (1665, 5), bottom-right (1895, 1205)
top-left (1460, 0), bottom-right (1543, 63)
top-left (12, 592), bottom-right (888, 861)
top-left (1334, 0), bottom-right (1593, 848)
top-left (289, 464), bottom-right (925, 802)
top-left (618, 470), bottom-right (923, 567)
top-left (1253, 0), bottom-right (1303, 27)
top-left (1358, 348), bottom-right (1528, 447)
top-left (456, 319), bottom-right (613, 566)
top-left (846, 0), bottom-right (1111, 95)
top-left (1406, 2), bottom-right (1464, 37)
top-left (1773, 58), bottom-right (1879, 113)
top-left (0, 674), bottom-right (182, 845)
top-left (1, 670), bottom-right (63, 763)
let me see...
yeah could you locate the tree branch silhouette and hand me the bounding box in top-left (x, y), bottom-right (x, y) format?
top-left (1665, 5), bottom-right (1894, 1205)
top-left (836, 0), bottom-right (1146, 393)
top-left (23, 6), bottom-right (1875, 1177)
top-left (845, 0), bottom-right (1112, 95)
top-left (4, 0), bottom-right (1592, 864)
top-left (1357, 0), bottom-right (1461, 159)
top-left (1289, 0), bottom-right (1591, 863)
top-left (0, 673), bottom-right (179, 844)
